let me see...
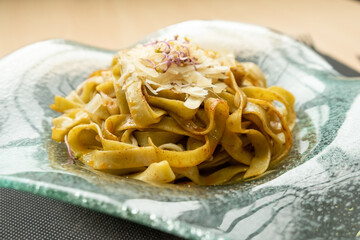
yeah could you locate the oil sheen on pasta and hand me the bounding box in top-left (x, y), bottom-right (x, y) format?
top-left (50, 36), bottom-right (296, 185)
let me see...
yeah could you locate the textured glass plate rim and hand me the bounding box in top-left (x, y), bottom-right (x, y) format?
top-left (0, 19), bottom-right (357, 240)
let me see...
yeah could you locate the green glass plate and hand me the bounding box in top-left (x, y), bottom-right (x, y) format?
top-left (1, 20), bottom-right (360, 240)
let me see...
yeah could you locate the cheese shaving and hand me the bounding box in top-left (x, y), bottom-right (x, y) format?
top-left (184, 95), bottom-right (204, 109)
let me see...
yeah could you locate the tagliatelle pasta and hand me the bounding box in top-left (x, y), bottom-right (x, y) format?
top-left (50, 36), bottom-right (295, 185)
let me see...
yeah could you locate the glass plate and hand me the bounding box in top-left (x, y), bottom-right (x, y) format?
top-left (1, 20), bottom-right (360, 240)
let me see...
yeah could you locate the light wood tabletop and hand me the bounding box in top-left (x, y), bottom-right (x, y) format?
top-left (1, 0), bottom-right (359, 72)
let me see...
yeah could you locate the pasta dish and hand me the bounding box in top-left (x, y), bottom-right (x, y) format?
top-left (50, 36), bottom-right (295, 185)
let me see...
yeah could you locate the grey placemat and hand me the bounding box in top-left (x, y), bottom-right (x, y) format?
top-left (0, 188), bottom-right (184, 240)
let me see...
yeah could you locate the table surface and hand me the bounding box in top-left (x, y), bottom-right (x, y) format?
top-left (0, 187), bottom-right (183, 240)
top-left (0, 0), bottom-right (360, 72)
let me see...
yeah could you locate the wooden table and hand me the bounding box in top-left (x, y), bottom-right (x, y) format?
top-left (1, 0), bottom-right (359, 71)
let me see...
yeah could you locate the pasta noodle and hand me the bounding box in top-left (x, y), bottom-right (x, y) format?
top-left (50, 36), bottom-right (295, 185)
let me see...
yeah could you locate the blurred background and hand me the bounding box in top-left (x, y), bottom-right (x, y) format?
top-left (0, 0), bottom-right (359, 73)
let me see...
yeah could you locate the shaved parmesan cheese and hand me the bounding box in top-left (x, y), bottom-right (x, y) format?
top-left (145, 81), bottom-right (158, 95)
top-left (184, 95), bottom-right (204, 109)
top-left (213, 82), bottom-right (227, 93)
top-left (145, 79), bottom-right (161, 86)
top-left (134, 60), bottom-right (159, 78)
top-left (112, 36), bottom-right (236, 109)
top-left (184, 71), bottom-right (212, 87)
top-left (154, 85), bottom-right (172, 93)
top-left (182, 86), bottom-right (208, 97)
top-left (84, 94), bottom-right (103, 113)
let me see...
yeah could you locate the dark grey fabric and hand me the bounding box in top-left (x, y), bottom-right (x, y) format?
top-left (0, 188), bottom-right (184, 240)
